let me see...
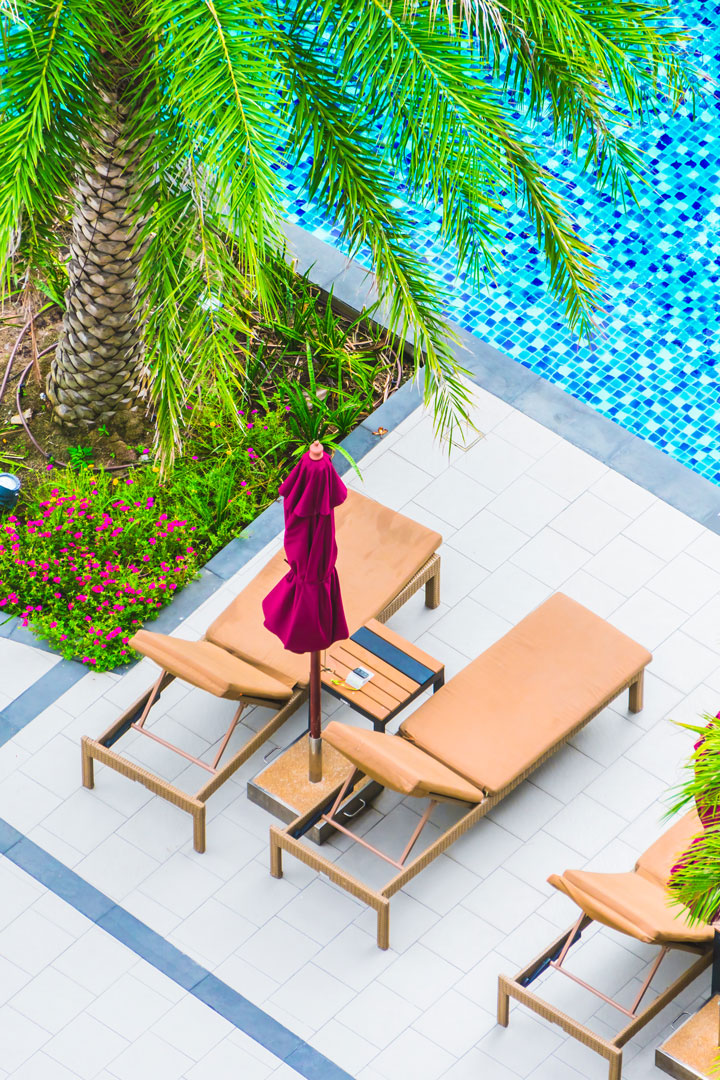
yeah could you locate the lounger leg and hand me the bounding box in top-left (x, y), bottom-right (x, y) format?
top-left (270, 830), bottom-right (283, 879)
top-left (425, 565), bottom-right (440, 609)
top-left (629, 671), bottom-right (644, 713)
top-left (81, 739), bottom-right (94, 789)
top-left (608, 1050), bottom-right (622, 1080)
top-left (193, 805), bottom-right (206, 854)
top-left (377, 900), bottom-right (390, 950)
top-left (497, 977), bottom-right (510, 1027)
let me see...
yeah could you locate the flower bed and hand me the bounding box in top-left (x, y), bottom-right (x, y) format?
top-left (0, 399), bottom-right (292, 670)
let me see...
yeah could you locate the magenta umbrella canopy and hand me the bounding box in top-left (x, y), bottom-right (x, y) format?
top-left (262, 448), bottom-right (348, 654)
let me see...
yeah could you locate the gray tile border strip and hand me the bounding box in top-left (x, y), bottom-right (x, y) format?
top-left (0, 822), bottom-right (352, 1079)
top-left (0, 658), bottom-right (86, 735)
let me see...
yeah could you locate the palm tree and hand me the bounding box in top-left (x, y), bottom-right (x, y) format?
top-left (0, 0), bottom-right (700, 462)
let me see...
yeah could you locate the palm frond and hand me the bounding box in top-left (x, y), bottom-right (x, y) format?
top-left (667, 714), bottom-right (720, 926)
top-left (133, 0), bottom-right (286, 307)
top-left (291, 0), bottom-right (604, 340)
top-left (0, 1), bottom-right (110, 293)
top-left (123, 0), bottom-right (293, 461)
top-left (275, 12), bottom-right (474, 434)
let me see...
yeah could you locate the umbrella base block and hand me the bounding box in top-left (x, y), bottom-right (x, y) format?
top-left (656, 995), bottom-right (720, 1079)
top-left (248, 732), bottom-right (380, 844)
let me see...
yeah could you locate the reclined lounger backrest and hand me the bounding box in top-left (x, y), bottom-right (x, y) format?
top-left (206, 490), bottom-right (441, 688)
top-left (400, 593), bottom-right (651, 796)
top-left (548, 810), bottom-right (712, 945)
top-left (321, 722), bottom-right (485, 802)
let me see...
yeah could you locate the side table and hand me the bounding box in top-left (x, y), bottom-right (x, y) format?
top-left (247, 620), bottom-right (444, 842)
top-left (321, 618), bottom-right (445, 729)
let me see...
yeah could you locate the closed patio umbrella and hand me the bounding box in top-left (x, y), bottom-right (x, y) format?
top-left (262, 441), bottom-right (348, 781)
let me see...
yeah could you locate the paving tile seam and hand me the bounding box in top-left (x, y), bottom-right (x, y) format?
top-left (0, 818), bottom-right (352, 1080)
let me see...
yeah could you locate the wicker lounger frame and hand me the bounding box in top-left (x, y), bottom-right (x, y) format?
top-left (80, 553), bottom-right (441, 854)
top-left (497, 917), bottom-right (713, 1080)
top-left (269, 666), bottom-right (647, 950)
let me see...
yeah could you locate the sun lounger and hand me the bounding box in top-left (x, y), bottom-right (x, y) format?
top-left (80, 490), bottom-right (441, 852)
top-left (269, 593), bottom-right (651, 948)
top-left (498, 811), bottom-right (715, 1080)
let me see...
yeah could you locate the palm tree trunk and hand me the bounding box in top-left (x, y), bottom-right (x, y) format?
top-left (47, 90), bottom-right (146, 427)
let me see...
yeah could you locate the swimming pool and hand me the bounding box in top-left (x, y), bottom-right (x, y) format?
top-left (280, 0), bottom-right (720, 483)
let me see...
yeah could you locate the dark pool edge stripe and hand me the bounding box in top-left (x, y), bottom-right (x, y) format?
top-left (0, 821), bottom-right (352, 1080)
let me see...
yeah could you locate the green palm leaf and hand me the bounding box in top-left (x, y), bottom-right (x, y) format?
top-left (0, 0), bottom-right (702, 457)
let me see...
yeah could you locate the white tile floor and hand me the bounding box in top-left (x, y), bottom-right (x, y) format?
top-left (1, 384), bottom-right (719, 1078)
top-left (0, 859), bottom-right (279, 1079)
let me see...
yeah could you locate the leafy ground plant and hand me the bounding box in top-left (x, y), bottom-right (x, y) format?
top-left (276, 347), bottom-right (366, 472)
top-left (67, 445), bottom-right (94, 471)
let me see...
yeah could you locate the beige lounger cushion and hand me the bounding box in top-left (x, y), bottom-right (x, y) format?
top-left (322, 721), bottom-right (485, 802)
top-left (206, 489), bottom-right (442, 686)
top-left (548, 811), bottom-right (711, 945)
top-left (130, 631), bottom-right (294, 702)
top-left (400, 593), bottom-right (651, 795)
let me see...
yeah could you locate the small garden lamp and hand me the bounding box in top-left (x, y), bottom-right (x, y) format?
top-left (0, 472), bottom-right (21, 513)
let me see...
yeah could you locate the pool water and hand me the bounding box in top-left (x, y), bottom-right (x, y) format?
top-left (279, 0), bottom-right (720, 483)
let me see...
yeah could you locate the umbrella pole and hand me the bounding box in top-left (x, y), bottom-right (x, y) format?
top-left (309, 650), bottom-right (322, 782)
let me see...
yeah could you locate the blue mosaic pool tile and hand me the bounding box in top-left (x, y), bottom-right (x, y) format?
top-left (279, 0), bottom-right (720, 484)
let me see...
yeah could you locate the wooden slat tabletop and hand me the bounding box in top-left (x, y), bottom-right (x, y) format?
top-left (322, 619), bottom-right (443, 723)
